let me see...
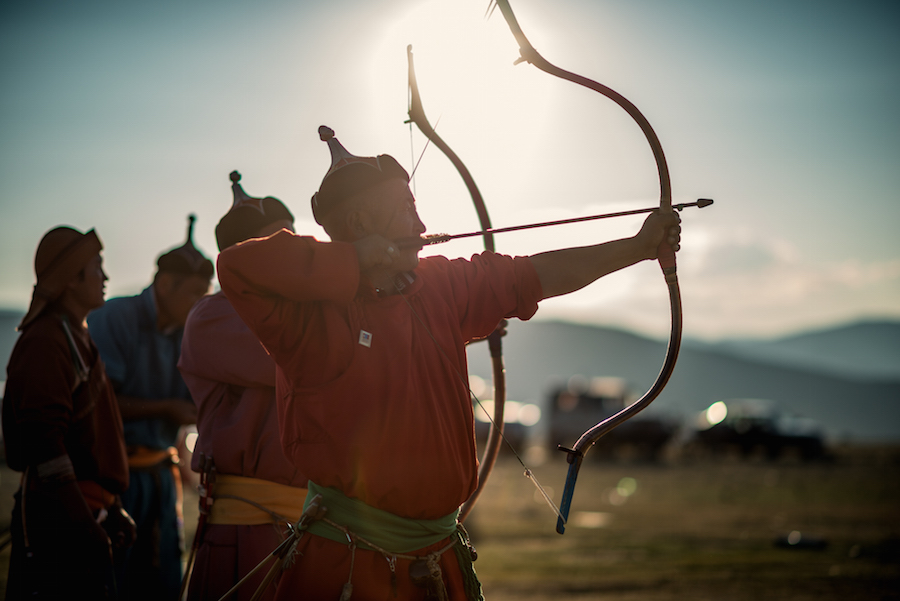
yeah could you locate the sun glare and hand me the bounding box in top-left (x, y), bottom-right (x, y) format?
top-left (356, 0), bottom-right (574, 252)
top-left (371, 1), bottom-right (525, 123)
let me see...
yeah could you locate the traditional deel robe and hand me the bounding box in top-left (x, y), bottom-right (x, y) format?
top-left (3, 310), bottom-right (129, 599)
top-left (87, 285), bottom-right (192, 600)
top-left (217, 230), bottom-right (542, 600)
top-left (178, 291), bottom-right (308, 601)
top-left (88, 285), bottom-right (191, 448)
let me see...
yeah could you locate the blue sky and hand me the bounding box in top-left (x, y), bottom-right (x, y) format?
top-left (1, 0), bottom-right (898, 340)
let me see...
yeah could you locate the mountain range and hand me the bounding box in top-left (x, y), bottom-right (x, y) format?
top-left (2, 308), bottom-right (898, 442)
top-left (464, 319), bottom-right (900, 444)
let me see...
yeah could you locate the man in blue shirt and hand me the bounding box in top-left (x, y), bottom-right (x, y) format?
top-left (88, 215), bottom-right (213, 601)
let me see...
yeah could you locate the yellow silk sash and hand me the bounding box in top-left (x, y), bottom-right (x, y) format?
top-left (209, 474), bottom-right (307, 526)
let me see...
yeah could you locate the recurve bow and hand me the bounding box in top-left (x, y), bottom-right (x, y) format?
top-left (490, 0), bottom-right (683, 534)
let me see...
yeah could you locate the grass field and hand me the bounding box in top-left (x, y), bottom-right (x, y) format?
top-left (467, 446), bottom-right (900, 600)
top-left (1, 445), bottom-right (898, 600)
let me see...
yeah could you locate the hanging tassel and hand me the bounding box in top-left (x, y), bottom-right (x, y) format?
top-left (339, 583), bottom-right (353, 601)
top-left (409, 554), bottom-right (449, 601)
top-left (338, 542), bottom-right (357, 600)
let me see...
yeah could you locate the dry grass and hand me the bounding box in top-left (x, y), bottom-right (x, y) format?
top-left (465, 446), bottom-right (900, 600)
top-left (1, 445), bottom-right (898, 600)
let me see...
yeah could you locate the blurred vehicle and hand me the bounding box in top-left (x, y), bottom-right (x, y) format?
top-left (469, 372), bottom-right (543, 453)
top-left (688, 398), bottom-right (829, 462)
top-left (472, 399), bottom-right (542, 453)
top-left (546, 376), bottom-right (678, 462)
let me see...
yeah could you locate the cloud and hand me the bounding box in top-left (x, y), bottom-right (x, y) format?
top-left (535, 227), bottom-right (900, 341)
top-left (679, 229), bottom-right (900, 339)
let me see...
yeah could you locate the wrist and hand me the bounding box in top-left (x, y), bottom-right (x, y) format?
top-left (631, 233), bottom-right (658, 262)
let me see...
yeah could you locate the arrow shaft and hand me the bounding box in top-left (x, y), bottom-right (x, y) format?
top-left (401, 198), bottom-right (712, 249)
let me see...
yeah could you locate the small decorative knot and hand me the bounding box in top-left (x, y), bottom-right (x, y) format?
top-left (230, 170), bottom-right (241, 183)
top-left (426, 553), bottom-right (442, 578)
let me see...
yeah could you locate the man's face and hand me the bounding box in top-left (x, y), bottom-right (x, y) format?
top-left (69, 253), bottom-right (107, 313)
top-left (157, 273), bottom-right (211, 328)
top-left (358, 178), bottom-right (426, 270)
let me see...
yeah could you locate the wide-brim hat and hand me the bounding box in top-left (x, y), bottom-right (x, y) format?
top-left (19, 226), bottom-right (103, 330)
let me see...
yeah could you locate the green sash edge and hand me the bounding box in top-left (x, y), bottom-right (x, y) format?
top-left (302, 481), bottom-right (460, 554)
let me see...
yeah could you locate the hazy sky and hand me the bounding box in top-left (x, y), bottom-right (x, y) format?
top-left (2, 0), bottom-right (898, 341)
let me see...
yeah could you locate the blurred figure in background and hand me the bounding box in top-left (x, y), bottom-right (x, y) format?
top-left (178, 171), bottom-right (308, 601)
top-left (3, 226), bottom-right (135, 599)
top-left (88, 215), bottom-right (213, 601)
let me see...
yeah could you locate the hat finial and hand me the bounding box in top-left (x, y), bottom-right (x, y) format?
top-left (156, 214), bottom-right (214, 278)
top-left (186, 214), bottom-right (196, 242)
top-left (216, 171), bottom-right (294, 251)
top-left (318, 125), bottom-right (380, 178)
top-left (229, 170), bottom-right (259, 211)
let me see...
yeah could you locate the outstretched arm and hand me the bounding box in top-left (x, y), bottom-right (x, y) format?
top-left (529, 211), bottom-right (680, 300)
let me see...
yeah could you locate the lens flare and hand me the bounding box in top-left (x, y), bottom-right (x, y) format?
top-left (706, 401), bottom-right (728, 426)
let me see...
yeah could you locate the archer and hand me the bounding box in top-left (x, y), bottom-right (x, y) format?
top-left (216, 126), bottom-right (680, 600)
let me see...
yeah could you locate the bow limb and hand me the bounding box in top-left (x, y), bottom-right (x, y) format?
top-left (491, 0), bottom-right (683, 533)
top-left (406, 45), bottom-right (506, 523)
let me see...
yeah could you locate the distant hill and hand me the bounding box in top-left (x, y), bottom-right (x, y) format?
top-left (2, 308), bottom-right (898, 442)
top-left (700, 320), bottom-right (900, 381)
top-left (465, 319), bottom-right (900, 444)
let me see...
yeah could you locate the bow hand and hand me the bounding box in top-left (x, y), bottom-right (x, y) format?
top-left (637, 211), bottom-right (681, 261)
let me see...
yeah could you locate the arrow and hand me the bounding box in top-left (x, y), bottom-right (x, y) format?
top-left (399, 198), bottom-right (713, 249)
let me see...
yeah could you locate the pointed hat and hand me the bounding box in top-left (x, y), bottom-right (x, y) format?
top-left (310, 126), bottom-right (409, 225)
top-left (215, 171), bottom-right (294, 251)
top-left (156, 215), bottom-right (214, 278)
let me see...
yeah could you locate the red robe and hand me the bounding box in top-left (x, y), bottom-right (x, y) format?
top-left (3, 309), bottom-right (128, 599)
top-left (3, 309), bottom-right (128, 492)
top-left (178, 291), bottom-right (307, 601)
top-left (217, 230), bottom-right (542, 599)
top-left (179, 291), bottom-right (306, 486)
